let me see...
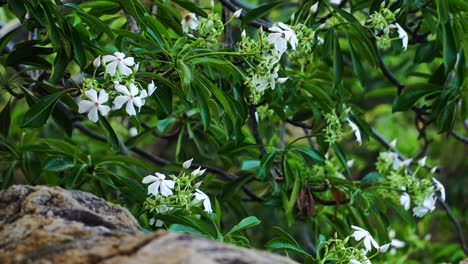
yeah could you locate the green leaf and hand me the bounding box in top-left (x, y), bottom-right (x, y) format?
top-left (65, 164), bottom-right (87, 189)
top-left (43, 156), bottom-right (75, 172)
top-left (76, 11), bottom-right (114, 38)
top-left (265, 238), bottom-right (310, 256)
top-left (49, 49), bottom-right (70, 84)
top-left (0, 100), bottom-right (11, 137)
top-left (360, 172), bottom-right (382, 185)
top-left (333, 37), bottom-right (343, 87)
top-left (172, 0), bottom-right (207, 18)
top-left (1, 161), bottom-right (17, 189)
top-left (291, 147), bottom-right (325, 165)
top-left (332, 143), bottom-right (350, 177)
top-left (8, 0), bottom-right (27, 22)
top-left (240, 160), bottom-right (260, 171)
top-left (169, 224), bottom-right (209, 237)
top-left (243, 1), bottom-right (285, 23)
top-left (226, 216), bottom-right (261, 235)
top-left (178, 60), bottom-right (192, 88)
top-left (348, 38), bottom-right (366, 85)
top-left (98, 116), bottom-right (120, 152)
top-left (442, 22), bottom-right (457, 73)
top-left (436, 0), bottom-right (450, 24)
top-left (21, 92), bottom-right (64, 128)
top-left (256, 151), bottom-right (277, 180)
top-left (392, 83), bottom-right (441, 112)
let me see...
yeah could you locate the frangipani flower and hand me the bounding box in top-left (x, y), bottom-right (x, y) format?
top-left (181, 13), bottom-right (199, 33)
top-left (142, 172), bottom-right (175, 197)
top-left (268, 22), bottom-right (298, 55)
top-left (102, 52), bottom-right (135, 76)
top-left (351, 225), bottom-right (380, 252)
top-left (347, 119), bottom-right (362, 145)
top-left (412, 194), bottom-right (436, 218)
top-left (395, 23), bottom-right (408, 50)
top-left (399, 192), bottom-right (411, 210)
top-left (113, 83), bottom-right (143, 116)
top-left (193, 189), bottom-right (212, 213)
top-left (78, 89), bottom-right (111, 123)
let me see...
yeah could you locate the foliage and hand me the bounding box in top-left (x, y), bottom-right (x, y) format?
top-left (0, 0), bottom-right (466, 263)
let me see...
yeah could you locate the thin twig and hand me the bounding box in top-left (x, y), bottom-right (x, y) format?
top-left (248, 104), bottom-right (266, 157)
top-left (437, 198), bottom-right (468, 255)
top-left (450, 131), bottom-right (468, 144)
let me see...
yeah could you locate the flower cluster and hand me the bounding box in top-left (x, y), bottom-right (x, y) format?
top-left (142, 159), bottom-right (212, 227)
top-left (366, 3), bottom-right (407, 50)
top-left (376, 147), bottom-right (445, 218)
top-left (319, 226), bottom-right (390, 263)
top-left (181, 12), bottom-right (224, 43)
top-left (78, 52), bottom-right (156, 122)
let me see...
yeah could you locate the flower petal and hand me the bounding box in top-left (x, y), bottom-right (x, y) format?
top-left (105, 61), bottom-right (119, 76)
top-left (129, 83), bottom-right (139, 96)
top-left (142, 175), bottom-right (158, 184)
top-left (78, 100), bottom-right (94, 114)
top-left (125, 101), bottom-right (136, 116)
top-left (115, 84), bottom-right (130, 95)
top-left (87, 107), bottom-right (99, 122)
top-left (159, 183), bottom-right (173, 196)
top-left (102, 55), bottom-right (116, 64)
top-left (122, 57), bottom-right (135, 66)
top-left (113, 96), bottom-right (129, 110)
top-left (85, 89), bottom-right (98, 101)
top-left (118, 63), bottom-right (133, 76)
top-left (148, 181), bottom-right (160, 195)
top-left (164, 179), bottom-right (175, 189)
top-left (98, 105), bottom-right (111, 117)
top-left (98, 90), bottom-right (109, 104)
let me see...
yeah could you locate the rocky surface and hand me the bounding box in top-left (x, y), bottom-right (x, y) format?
top-left (0, 185), bottom-right (297, 264)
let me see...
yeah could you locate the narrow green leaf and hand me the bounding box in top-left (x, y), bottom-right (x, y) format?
top-left (21, 92), bottom-right (64, 128)
top-left (291, 147), bottom-right (325, 165)
top-left (49, 49), bottom-right (70, 84)
top-left (0, 101), bottom-right (11, 137)
top-left (226, 216), bottom-right (261, 235)
top-left (178, 60), bottom-right (192, 87)
top-left (266, 238), bottom-right (310, 255)
top-left (172, 0), bottom-right (208, 18)
top-left (332, 143), bottom-right (350, 177)
top-left (333, 37), bottom-right (343, 86)
top-left (392, 83), bottom-right (441, 112)
top-left (43, 156), bottom-right (75, 172)
top-left (256, 151), bottom-right (277, 180)
top-left (348, 38), bottom-right (366, 85)
top-left (243, 1), bottom-right (285, 23)
top-left (98, 116), bottom-right (120, 152)
top-left (436, 0), bottom-right (449, 24)
top-left (169, 224), bottom-right (209, 237)
top-left (8, 0), bottom-right (27, 22)
top-left (442, 22), bottom-right (456, 73)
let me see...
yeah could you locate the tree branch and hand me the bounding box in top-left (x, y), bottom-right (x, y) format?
top-left (450, 131), bottom-right (468, 144)
top-left (437, 198), bottom-right (468, 255)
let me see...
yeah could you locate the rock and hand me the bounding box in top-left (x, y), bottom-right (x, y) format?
top-left (0, 185), bottom-right (297, 264)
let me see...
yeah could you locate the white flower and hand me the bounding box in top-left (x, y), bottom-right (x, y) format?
top-left (399, 192), bottom-right (411, 210)
top-left (379, 243), bottom-right (391, 253)
top-left (102, 52), bottom-right (135, 76)
top-left (113, 83), bottom-right (143, 116)
top-left (268, 22), bottom-right (298, 55)
top-left (395, 23), bottom-right (408, 50)
top-left (412, 194), bottom-right (436, 218)
top-left (133, 62), bottom-right (139, 73)
top-left (78, 89), bottom-right (111, 123)
top-left (193, 189), bottom-right (212, 213)
top-left (140, 81), bottom-right (157, 105)
top-left (277, 77), bottom-right (288, 84)
top-left (93, 55), bottom-right (101, 68)
top-left (349, 259), bottom-right (361, 264)
top-left (347, 119), bottom-right (362, 145)
top-left (149, 204), bottom-right (169, 227)
top-left (432, 177), bottom-right (445, 201)
top-left (418, 156), bottom-right (427, 167)
top-left (351, 225), bottom-right (380, 252)
top-left (310, 2), bottom-right (319, 13)
top-left (233, 8), bottom-right (242, 18)
top-left (191, 167), bottom-right (207, 177)
top-left (129, 127), bottom-right (138, 137)
top-left (142, 172), bottom-right (175, 197)
top-left (389, 139), bottom-right (397, 148)
top-left (329, 0), bottom-right (342, 5)
top-left (181, 13), bottom-right (199, 33)
top-left (183, 158), bottom-right (193, 169)
top-left (241, 30), bottom-right (246, 38)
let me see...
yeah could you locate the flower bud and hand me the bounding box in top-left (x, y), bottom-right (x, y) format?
top-left (183, 158), bottom-right (193, 169)
top-left (93, 55), bottom-right (101, 68)
top-left (241, 30), bottom-right (246, 38)
top-left (133, 63), bottom-right (139, 73)
top-left (310, 2), bottom-right (318, 13)
top-left (277, 77), bottom-right (288, 84)
top-left (233, 8), bottom-right (242, 18)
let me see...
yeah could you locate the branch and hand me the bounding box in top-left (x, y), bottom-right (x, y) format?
top-left (377, 52), bottom-right (405, 94)
top-left (450, 131), bottom-right (468, 144)
top-left (218, 0), bottom-right (271, 29)
top-left (437, 198), bottom-right (468, 255)
top-left (248, 104), bottom-right (266, 157)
